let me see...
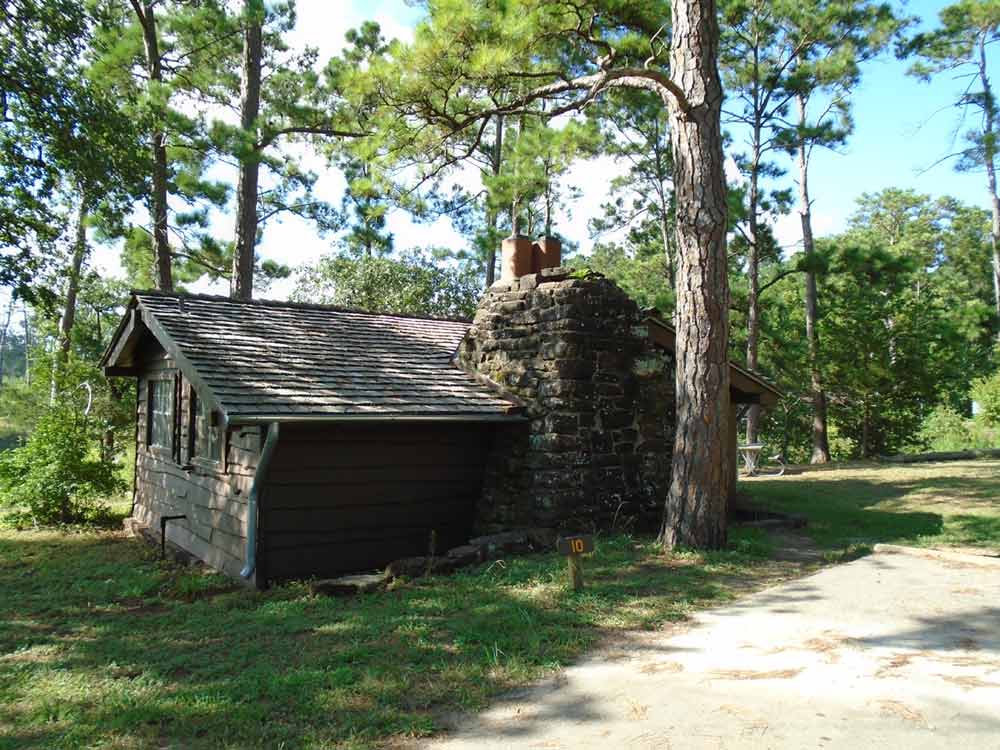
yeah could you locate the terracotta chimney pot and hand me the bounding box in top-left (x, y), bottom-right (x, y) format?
top-left (534, 235), bottom-right (562, 272)
top-left (501, 235), bottom-right (534, 282)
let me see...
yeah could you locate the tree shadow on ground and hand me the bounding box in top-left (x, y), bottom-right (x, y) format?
top-left (0, 528), bottom-right (781, 750)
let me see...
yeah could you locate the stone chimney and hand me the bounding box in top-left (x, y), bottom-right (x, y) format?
top-left (459, 263), bottom-right (677, 533)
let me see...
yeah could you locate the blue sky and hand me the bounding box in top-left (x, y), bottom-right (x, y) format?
top-left (87, 0), bottom-right (997, 299)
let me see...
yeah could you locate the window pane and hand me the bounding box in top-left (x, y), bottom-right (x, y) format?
top-left (150, 380), bottom-right (172, 448)
top-left (195, 393), bottom-right (220, 461)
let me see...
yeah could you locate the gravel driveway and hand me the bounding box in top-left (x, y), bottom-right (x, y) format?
top-left (416, 546), bottom-right (1000, 750)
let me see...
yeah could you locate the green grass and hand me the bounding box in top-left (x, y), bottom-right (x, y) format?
top-left (0, 521), bottom-right (794, 750)
top-left (744, 459), bottom-right (1000, 557)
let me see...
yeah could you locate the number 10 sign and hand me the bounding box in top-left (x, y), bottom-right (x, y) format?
top-left (556, 534), bottom-right (594, 591)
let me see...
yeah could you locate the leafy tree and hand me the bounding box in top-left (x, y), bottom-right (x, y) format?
top-left (90, 0), bottom-right (236, 291)
top-left (327, 22), bottom-right (395, 259)
top-left (589, 90), bottom-right (677, 290)
top-left (226, 2), bottom-right (359, 298)
top-left (720, 0), bottom-right (902, 446)
top-left (0, 0), bottom-right (144, 300)
top-left (778, 0), bottom-right (902, 463)
top-left (972, 370), bottom-right (1000, 425)
top-left (0, 400), bottom-right (126, 525)
top-left (816, 191), bottom-right (990, 457)
top-left (570, 238), bottom-right (675, 313)
top-left (903, 0), bottom-right (1000, 340)
top-left (292, 249), bottom-right (481, 319)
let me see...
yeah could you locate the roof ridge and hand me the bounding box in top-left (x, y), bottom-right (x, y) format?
top-left (132, 289), bottom-right (474, 325)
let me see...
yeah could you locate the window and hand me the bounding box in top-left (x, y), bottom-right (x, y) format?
top-left (191, 389), bottom-right (221, 463)
top-left (148, 379), bottom-right (173, 449)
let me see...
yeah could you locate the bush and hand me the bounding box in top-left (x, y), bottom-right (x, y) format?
top-left (971, 371), bottom-right (1000, 427)
top-left (916, 405), bottom-right (972, 452)
top-left (0, 404), bottom-right (125, 525)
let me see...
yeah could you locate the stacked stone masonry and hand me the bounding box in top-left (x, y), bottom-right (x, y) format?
top-left (458, 267), bottom-right (676, 533)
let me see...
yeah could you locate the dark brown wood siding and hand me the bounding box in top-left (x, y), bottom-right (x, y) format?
top-left (259, 422), bottom-right (493, 583)
top-left (132, 342), bottom-right (260, 581)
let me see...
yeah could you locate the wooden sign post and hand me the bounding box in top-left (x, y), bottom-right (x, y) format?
top-left (557, 534), bottom-right (594, 592)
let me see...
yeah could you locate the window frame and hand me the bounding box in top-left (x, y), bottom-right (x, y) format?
top-left (146, 377), bottom-right (175, 456)
top-left (189, 386), bottom-right (223, 468)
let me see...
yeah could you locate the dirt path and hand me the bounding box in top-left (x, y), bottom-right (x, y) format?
top-left (411, 547), bottom-right (1000, 749)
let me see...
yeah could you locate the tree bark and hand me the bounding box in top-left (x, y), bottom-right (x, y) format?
top-left (744, 31), bottom-right (763, 446)
top-left (58, 201), bottom-right (88, 361)
top-left (50, 199), bottom-right (89, 404)
top-left (745, 163), bottom-right (761, 444)
top-left (0, 294), bottom-right (13, 389)
top-left (484, 113), bottom-right (503, 288)
top-left (978, 39), bottom-right (1000, 336)
top-left (659, 0), bottom-right (731, 550)
top-left (230, 0), bottom-right (264, 300)
top-left (133, 1), bottom-right (173, 292)
top-left (22, 301), bottom-right (30, 385)
top-left (797, 95), bottom-right (831, 464)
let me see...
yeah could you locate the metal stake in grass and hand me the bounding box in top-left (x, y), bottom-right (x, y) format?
top-left (557, 534), bottom-right (594, 592)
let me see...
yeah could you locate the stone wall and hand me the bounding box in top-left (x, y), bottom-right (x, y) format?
top-left (458, 267), bottom-right (676, 533)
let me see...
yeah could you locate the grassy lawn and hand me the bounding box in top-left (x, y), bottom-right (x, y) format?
top-left (0, 517), bottom-right (796, 750)
top-left (6, 459), bottom-right (993, 749)
top-left (744, 459), bottom-right (1000, 557)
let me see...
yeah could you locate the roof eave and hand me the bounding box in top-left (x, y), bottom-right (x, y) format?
top-left (227, 412), bottom-right (529, 425)
top-left (642, 313), bottom-right (784, 402)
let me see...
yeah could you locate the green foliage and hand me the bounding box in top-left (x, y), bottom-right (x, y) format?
top-left (0, 0), bottom-right (145, 299)
top-left (916, 405), bottom-right (975, 451)
top-left (0, 403), bottom-right (125, 526)
top-left (566, 240), bottom-right (674, 313)
top-left (588, 89), bottom-right (677, 291)
top-left (971, 370), bottom-right (1000, 425)
top-left (902, 0), bottom-right (1000, 172)
top-left (292, 249), bottom-right (482, 319)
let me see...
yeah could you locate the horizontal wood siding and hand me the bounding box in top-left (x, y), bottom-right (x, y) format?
top-left (261, 422), bottom-right (492, 582)
top-left (133, 347), bottom-right (261, 581)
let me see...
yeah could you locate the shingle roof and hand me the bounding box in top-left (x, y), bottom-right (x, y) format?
top-left (112, 292), bottom-right (521, 422)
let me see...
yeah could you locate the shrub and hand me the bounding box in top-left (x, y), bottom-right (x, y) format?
top-left (0, 404), bottom-right (125, 525)
top-left (916, 405), bottom-right (972, 452)
top-left (971, 371), bottom-right (1000, 427)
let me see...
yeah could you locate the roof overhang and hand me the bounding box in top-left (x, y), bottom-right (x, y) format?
top-left (101, 294), bottom-right (229, 419)
top-left (642, 314), bottom-right (783, 408)
top-left (228, 412), bottom-right (528, 425)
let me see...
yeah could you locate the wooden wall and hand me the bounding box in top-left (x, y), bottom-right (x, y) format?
top-left (132, 343), bottom-right (261, 581)
top-left (259, 422), bottom-right (493, 583)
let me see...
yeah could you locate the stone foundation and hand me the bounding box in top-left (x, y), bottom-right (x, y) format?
top-left (458, 268), bottom-right (676, 532)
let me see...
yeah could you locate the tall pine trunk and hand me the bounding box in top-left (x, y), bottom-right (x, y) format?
top-left (22, 302), bottom-right (30, 385)
top-left (50, 200), bottom-right (88, 404)
top-left (58, 201), bottom-right (88, 360)
top-left (484, 113), bottom-right (503, 287)
top-left (0, 295), bottom-right (13, 389)
top-left (231, 0), bottom-right (263, 300)
top-left (660, 0), bottom-right (731, 550)
top-left (977, 33), bottom-right (1000, 339)
top-left (797, 95), bottom-right (831, 464)
top-left (133, 1), bottom-right (173, 291)
top-left (743, 23), bottom-right (763, 447)
top-left (745, 157), bottom-right (761, 444)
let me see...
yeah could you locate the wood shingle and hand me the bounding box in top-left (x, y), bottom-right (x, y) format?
top-left (103, 292), bottom-right (521, 422)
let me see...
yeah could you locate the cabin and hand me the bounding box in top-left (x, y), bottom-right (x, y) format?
top-left (102, 242), bottom-right (780, 587)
